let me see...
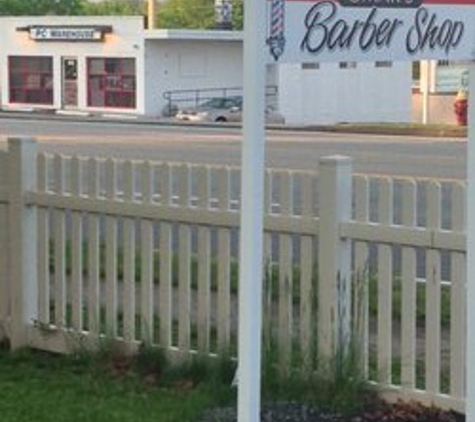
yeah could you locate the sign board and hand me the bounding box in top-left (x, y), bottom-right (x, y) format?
top-left (21, 25), bottom-right (112, 42)
top-left (266, 0), bottom-right (475, 63)
top-left (435, 65), bottom-right (469, 93)
top-left (241, 2), bottom-right (475, 422)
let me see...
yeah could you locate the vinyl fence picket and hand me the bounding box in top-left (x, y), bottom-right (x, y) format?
top-left (123, 161), bottom-right (136, 342)
top-left (196, 166), bottom-right (211, 353)
top-left (70, 156), bottom-right (84, 332)
top-left (263, 170), bottom-right (273, 339)
top-left (450, 183), bottom-right (466, 398)
top-left (299, 172), bottom-right (314, 369)
top-left (140, 161), bottom-right (154, 345)
top-left (278, 171), bottom-right (293, 371)
top-left (400, 179), bottom-right (417, 389)
top-left (425, 181), bottom-right (442, 394)
top-left (158, 163), bottom-right (172, 348)
top-left (87, 157), bottom-right (101, 334)
top-left (53, 155), bottom-right (66, 328)
top-left (353, 175), bottom-right (369, 376)
top-left (177, 164), bottom-right (191, 352)
top-left (37, 153), bottom-right (50, 325)
top-left (105, 158), bottom-right (119, 337)
top-left (377, 178), bottom-right (393, 383)
top-left (217, 167), bottom-right (231, 352)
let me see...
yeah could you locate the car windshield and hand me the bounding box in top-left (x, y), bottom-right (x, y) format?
top-left (198, 97), bottom-right (242, 109)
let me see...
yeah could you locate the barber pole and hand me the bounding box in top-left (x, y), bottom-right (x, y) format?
top-left (267, 0), bottom-right (286, 60)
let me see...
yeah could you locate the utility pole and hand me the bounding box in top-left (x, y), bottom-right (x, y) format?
top-left (147, 0), bottom-right (156, 29)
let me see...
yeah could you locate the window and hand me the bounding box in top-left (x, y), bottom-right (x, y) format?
top-left (87, 58), bottom-right (136, 109)
top-left (9, 56), bottom-right (53, 105)
top-left (375, 61), bottom-right (393, 68)
top-left (339, 61), bottom-right (357, 69)
top-left (302, 62), bottom-right (320, 70)
top-left (64, 60), bottom-right (77, 80)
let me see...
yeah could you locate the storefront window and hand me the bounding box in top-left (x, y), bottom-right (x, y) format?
top-left (87, 58), bottom-right (136, 109)
top-left (9, 56), bottom-right (53, 105)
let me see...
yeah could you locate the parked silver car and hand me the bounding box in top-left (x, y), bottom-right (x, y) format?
top-left (175, 96), bottom-right (284, 124)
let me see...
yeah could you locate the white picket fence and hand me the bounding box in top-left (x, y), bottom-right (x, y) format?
top-left (0, 137), bottom-right (466, 412)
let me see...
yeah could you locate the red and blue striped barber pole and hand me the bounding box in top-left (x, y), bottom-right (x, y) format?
top-left (268, 0), bottom-right (286, 60)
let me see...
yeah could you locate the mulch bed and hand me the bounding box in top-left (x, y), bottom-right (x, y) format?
top-left (200, 400), bottom-right (464, 422)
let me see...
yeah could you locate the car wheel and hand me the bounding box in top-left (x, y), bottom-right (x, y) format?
top-left (215, 116), bottom-right (227, 122)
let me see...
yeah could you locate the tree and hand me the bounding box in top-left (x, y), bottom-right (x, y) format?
top-left (82, 0), bottom-right (144, 16)
top-left (230, 0), bottom-right (243, 30)
top-left (156, 0), bottom-right (215, 29)
top-left (0, 0), bottom-right (85, 15)
top-left (0, 0), bottom-right (244, 30)
top-left (0, 0), bottom-right (143, 16)
top-left (155, 0), bottom-right (243, 30)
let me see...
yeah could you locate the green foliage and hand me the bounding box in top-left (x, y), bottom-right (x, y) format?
top-left (261, 331), bottom-right (369, 416)
top-left (131, 343), bottom-right (170, 383)
top-left (0, 0), bottom-right (243, 30)
top-left (367, 273), bottom-right (451, 327)
top-left (155, 0), bottom-right (243, 29)
top-left (156, 0), bottom-right (215, 29)
top-left (0, 0), bottom-right (146, 16)
top-left (82, 0), bottom-right (144, 16)
top-left (0, 347), bottom-right (226, 422)
top-left (0, 0), bottom-right (85, 15)
top-left (0, 0), bottom-right (243, 29)
top-left (230, 0), bottom-right (243, 30)
top-left (68, 340), bottom-right (237, 406)
top-left (66, 332), bottom-right (236, 397)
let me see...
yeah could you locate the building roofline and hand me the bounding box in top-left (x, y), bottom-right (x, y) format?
top-left (144, 29), bottom-right (243, 41)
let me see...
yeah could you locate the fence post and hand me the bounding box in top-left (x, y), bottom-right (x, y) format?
top-left (8, 137), bottom-right (38, 350)
top-left (318, 155), bottom-right (352, 362)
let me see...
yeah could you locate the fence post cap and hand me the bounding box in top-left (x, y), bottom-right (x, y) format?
top-left (8, 137), bottom-right (37, 147)
top-left (319, 155), bottom-right (352, 166)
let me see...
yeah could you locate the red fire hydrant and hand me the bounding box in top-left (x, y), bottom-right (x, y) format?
top-left (454, 90), bottom-right (468, 126)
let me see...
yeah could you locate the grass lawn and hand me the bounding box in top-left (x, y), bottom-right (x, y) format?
top-left (304, 122), bottom-right (467, 137)
top-left (0, 346), bottom-right (234, 422)
top-left (0, 344), bottom-right (464, 422)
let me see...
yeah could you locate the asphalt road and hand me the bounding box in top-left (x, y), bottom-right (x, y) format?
top-left (0, 114), bottom-right (467, 179)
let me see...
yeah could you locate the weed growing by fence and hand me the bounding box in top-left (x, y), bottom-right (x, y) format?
top-left (260, 321), bottom-right (369, 416)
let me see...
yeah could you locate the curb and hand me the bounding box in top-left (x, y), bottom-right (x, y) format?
top-left (0, 108), bottom-right (468, 138)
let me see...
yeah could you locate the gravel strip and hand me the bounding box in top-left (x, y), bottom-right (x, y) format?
top-left (199, 401), bottom-right (465, 422)
top-left (200, 402), bottom-right (343, 422)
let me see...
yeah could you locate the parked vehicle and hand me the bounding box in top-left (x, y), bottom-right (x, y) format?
top-left (175, 96), bottom-right (242, 122)
top-left (175, 96), bottom-right (284, 124)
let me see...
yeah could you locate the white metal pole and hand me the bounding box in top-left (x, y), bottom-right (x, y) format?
top-left (466, 59), bottom-right (475, 422)
top-left (238, 0), bottom-right (267, 418)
